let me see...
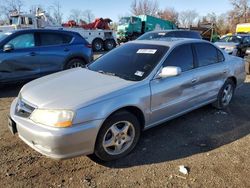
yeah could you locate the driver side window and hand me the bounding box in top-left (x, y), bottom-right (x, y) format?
top-left (163, 44), bottom-right (194, 72)
top-left (7, 33), bottom-right (35, 49)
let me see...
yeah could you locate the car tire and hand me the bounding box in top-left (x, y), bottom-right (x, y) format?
top-left (104, 39), bottom-right (116, 51)
top-left (64, 58), bottom-right (86, 69)
top-left (92, 38), bottom-right (103, 52)
top-left (94, 111), bottom-right (141, 161)
top-left (212, 79), bottom-right (236, 109)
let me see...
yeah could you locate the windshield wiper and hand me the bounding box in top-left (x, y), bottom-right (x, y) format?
top-left (97, 70), bottom-right (138, 81)
top-left (98, 70), bottom-right (115, 76)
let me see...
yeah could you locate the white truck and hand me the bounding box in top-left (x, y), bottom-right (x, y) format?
top-left (0, 9), bottom-right (117, 51)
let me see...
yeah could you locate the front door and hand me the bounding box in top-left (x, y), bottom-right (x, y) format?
top-left (0, 32), bottom-right (40, 82)
top-left (149, 44), bottom-right (198, 126)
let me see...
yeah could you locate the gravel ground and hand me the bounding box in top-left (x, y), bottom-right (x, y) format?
top-left (0, 73), bottom-right (250, 188)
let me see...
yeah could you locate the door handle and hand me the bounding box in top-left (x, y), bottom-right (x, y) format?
top-left (29, 52), bottom-right (36, 56)
top-left (191, 78), bottom-right (197, 84)
top-left (223, 69), bottom-right (229, 74)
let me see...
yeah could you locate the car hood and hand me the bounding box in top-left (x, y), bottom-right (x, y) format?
top-left (20, 68), bottom-right (135, 110)
top-left (214, 42), bottom-right (238, 48)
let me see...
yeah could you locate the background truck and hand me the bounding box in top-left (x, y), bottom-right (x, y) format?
top-left (0, 9), bottom-right (58, 31)
top-left (62, 18), bottom-right (117, 51)
top-left (0, 9), bottom-right (117, 52)
top-left (117, 15), bottom-right (176, 43)
top-left (236, 23), bottom-right (250, 34)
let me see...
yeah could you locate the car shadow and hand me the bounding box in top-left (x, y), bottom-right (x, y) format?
top-left (0, 83), bottom-right (23, 98)
top-left (91, 82), bottom-right (250, 168)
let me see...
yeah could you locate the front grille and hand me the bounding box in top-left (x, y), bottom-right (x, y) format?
top-left (15, 98), bottom-right (35, 118)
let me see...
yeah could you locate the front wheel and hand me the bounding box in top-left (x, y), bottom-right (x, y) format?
top-left (64, 58), bottom-right (86, 69)
top-left (94, 111), bottom-right (141, 161)
top-left (212, 79), bottom-right (235, 109)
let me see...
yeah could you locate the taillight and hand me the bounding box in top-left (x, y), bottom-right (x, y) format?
top-left (85, 44), bottom-right (92, 48)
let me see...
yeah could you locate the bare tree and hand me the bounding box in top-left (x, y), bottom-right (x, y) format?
top-left (131, 0), bottom-right (159, 16)
top-left (230, 0), bottom-right (249, 22)
top-left (0, 0), bottom-right (24, 20)
top-left (179, 10), bottom-right (199, 28)
top-left (206, 12), bottom-right (217, 23)
top-left (49, 1), bottom-right (63, 24)
top-left (158, 7), bottom-right (179, 25)
top-left (68, 9), bottom-right (95, 24)
top-left (7, 0), bottom-right (24, 12)
top-left (217, 14), bottom-right (231, 35)
top-left (83, 10), bottom-right (94, 23)
top-left (68, 9), bottom-right (85, 23)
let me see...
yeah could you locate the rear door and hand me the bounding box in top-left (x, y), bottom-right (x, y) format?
top-left (0, 32), bottom-right (40, 82)
top-left (36, 31), bottom-right (73, 76)
top-left (149, 44), bottom-right (199, 125)
top-left (192, 42), bottom-right (228, 105)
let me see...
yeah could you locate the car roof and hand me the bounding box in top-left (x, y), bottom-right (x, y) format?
top-left (130, 38), bottom-right (207, 48)
top-left (6, 28), bottom-right (79, 35)
top-left (145, 29), bottom-right (199, 34)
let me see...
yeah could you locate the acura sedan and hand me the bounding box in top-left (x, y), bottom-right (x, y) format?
top-left (9, 38), bottom-right (245, 161)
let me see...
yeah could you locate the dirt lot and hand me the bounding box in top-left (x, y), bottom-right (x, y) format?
top-left (0, 74), bottom-right (250, 188)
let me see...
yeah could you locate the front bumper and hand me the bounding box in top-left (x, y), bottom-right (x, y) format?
top-left (9, 98), bottom-right (103, 159)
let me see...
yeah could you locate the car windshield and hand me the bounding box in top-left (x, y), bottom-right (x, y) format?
top-left (88, 43), bottom-right (168, 81)
top-left (219, 36), bottom-right (242, 43)
top-left (118, 17), bottom-right (130, 25)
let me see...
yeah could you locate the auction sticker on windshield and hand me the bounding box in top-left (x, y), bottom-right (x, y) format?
top-left (134, 71), bottom-right (144, 77)
top-left (137, 49), bottom-right (157, 54)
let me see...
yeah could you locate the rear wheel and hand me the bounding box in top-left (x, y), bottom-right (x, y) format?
top-left (92, 38), bottom-right (103, 52)
top-left (212, 79), bottom-right (235, 109)
top-left (104, 39), bottom-right (116, 51)
top-left (64, 58), bottom-right (86, 69)
top-left (94, 111), bottom-right (141, 161)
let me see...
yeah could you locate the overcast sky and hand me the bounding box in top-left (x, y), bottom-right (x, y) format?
top-left (22, 0), bottom-right (233, 22)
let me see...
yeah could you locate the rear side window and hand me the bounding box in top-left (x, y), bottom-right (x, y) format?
top-left (163, 44), bottom-right (194, 72)
top-left (194, 43), bottom-right (219, 67)
top-left (39, 32), bottom-right (73, 46)
top-left (218, 50), bottom-right (225, 62)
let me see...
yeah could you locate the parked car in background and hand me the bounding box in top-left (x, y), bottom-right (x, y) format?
top-left (214, 34), bottom-right (250, 57)
top-left (137, 30), bottom-right (202, 40)
top-left (9, 39), bottom-right (245, 161)
top-left (0, 29), bottom-right (93, 84)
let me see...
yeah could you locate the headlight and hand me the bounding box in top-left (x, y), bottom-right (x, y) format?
top-left (30, 109), bottom-right (75, 128)
top-left (225, 46), bottom-right (236, 52)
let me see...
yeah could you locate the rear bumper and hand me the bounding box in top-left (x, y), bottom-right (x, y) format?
top-left (10, 98), bottom-right (103, 159)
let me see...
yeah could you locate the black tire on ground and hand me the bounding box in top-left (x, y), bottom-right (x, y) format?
top-left (104, 39), bottom-right (116, 51)
top-left (92, 38), bottom-right (104, 52)
top-left (94, 111), bottom-right (141, 161)
top-left (64, 58), bottom-right (86, 69)
top-left (212, 79), bottom-right (236, 109)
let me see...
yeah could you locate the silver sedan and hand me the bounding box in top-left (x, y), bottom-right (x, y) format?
top-left (9, 39), bottom-right (246, 161)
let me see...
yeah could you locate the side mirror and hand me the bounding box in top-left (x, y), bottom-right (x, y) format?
top-left (157, 66), bottom-right (181, 79)
top-left (3, 44), bottom-right (14, 52)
